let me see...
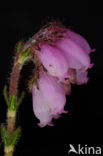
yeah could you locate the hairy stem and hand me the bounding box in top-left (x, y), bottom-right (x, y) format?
top-left (7, 111), bottom-right (16, 136)
top-left (3, 43), bottom-right (30, 156)
top-left (9, 62), bottom-right (21, 98)
top-left (5, 61), bottom-right (21, 156)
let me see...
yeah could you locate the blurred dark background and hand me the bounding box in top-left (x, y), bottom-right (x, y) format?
top-left (0, 1), bottom-right (103, 156)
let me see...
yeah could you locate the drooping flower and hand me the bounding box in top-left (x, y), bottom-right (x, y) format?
top-left (30, 22), bottom-right (95, 127)
top-left (66, 30), bottom-right (92, 54)
top-left (56, 35), bottom-right (91, 70)
top-left (34, 26), bottom-right (94, 83)
top-left (55, 30), bottom-right (94, 84)
top-left (32, 72), bottom-right (66, 127)
top-left (36, 44), bottom-right (69, 81)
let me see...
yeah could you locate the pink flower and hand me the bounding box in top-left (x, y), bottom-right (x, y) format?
top-left (36, 44), bottom-right (69, 81)
top-left (31, 22), bottom-right (95, 127)
top-left (32, 72), bottom-right (66, 127)
top-left (55, 30), bottom-right (95, 84)
top-left (66, 30), bottom-right (92, 54)
top-left (56, 35), bottom-right (91, 70)
top-left (36, 28), bottom-right (94, 83)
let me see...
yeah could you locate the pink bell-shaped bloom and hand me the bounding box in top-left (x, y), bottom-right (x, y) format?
top-left (36, 28), bottom-right (94, 82)
top-left (32, 72), bottom-right (66, 127)
top-left (67, 30), bottom-right (92, 54)
top-left (30, 23), bottom-right (95, 127)
top-left (56, 37), bottom-right (91, 70)
top-left (36, 44), bottom-right (69, 81)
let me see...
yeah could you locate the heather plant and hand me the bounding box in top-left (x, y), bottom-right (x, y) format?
top-left (0, 21), bottom-right (95, 156)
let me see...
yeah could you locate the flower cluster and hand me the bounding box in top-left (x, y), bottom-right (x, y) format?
top-left (31, 22), bottom-right (95, 127)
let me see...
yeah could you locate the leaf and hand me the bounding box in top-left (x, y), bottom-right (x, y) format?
top-left (1, 126), bottom-right (21, 146)
top-left (1, 124), bottom-right (8, 146)
top-left (18, 48), bottom-right (31, 64)
top-left (8, 128), bottom-right (21, 146)
top-left (9, 95), bottom-right (16, 111)
top-left (23, 48), bottom-right (31, 57)
top-left (16, 42), bottom-right (24, 54)
top-left (3, 86), bottom-right (9, 106)
top-left (16, 92), bottom-right (25, 109)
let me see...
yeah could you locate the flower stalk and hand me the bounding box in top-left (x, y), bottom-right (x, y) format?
top-left (1, 43), bottom-right (30, 156)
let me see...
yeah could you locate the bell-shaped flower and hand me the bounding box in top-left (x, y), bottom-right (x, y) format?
top-left (66, 30), bottom-right (92, 54)
top-left (56, 37), bottom-right (91, 70)
top-left (35, 28), bottom-right (94, 82)
top-left (36, 44), bottom-right (69, 81)
top-left (32, 72), bottom-right (66, 127)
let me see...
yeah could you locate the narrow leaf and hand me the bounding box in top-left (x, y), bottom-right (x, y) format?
top-left (9, 128), bottom-right (21, 146)
top-left (9, 95), bottom-right (16, 111)
top-left (16, 42), bottom-right (24, 53)
top-left (3, 86), bottom-right (9, 106)
top-left (16, 92), bottom-right (25, 109)
top-left (23, 48), bottom-right (31, 57)
top-left (1, 125), bottom-right (8, 146)
top-left (18, 48), bottom-right (31, 64)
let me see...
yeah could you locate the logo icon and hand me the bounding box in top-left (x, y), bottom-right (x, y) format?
top-left (68, 144), bottom-right (102, 155)
top-left (68, 144), bottom-right (77, 154)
